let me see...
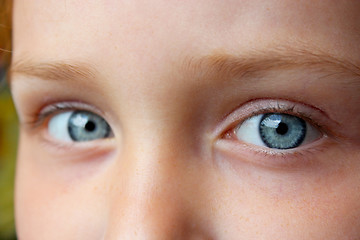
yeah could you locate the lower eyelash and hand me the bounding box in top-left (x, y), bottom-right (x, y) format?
top-left (210, 99), bottom-right (339, 167)
top-left (215, 137), bottom-right (331, 170)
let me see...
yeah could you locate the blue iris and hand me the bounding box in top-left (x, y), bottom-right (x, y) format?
top-left (259, 113), bottom-right (306, 149)
top-left (68, 111), bottom-right (111, 141)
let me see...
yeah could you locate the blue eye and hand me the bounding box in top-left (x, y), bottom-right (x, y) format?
top-left (235, 113), bottom-right (321, 150)
top-left (259, 113), bottom-right (306, 149)
top-left (48, 110), bottom-right (112, 142)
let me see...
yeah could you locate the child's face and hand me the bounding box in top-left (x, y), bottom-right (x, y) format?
top-left (11, 0), bottom-right (360, 239)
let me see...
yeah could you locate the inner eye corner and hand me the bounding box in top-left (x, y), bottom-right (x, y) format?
top-left (222, 129), bottom-right (234, 139)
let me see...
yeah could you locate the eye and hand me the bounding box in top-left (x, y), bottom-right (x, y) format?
top-left (48, 110), bottom-right (112, 142)
top-left (235, 113), bottom-right (321, 149)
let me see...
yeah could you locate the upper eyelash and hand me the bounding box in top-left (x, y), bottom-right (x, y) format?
top-left (214, 98), bottom-right (332, 140)
top-left (214, 101), bottom-right (335, 169)
top-left (248, 103), bottom-right (313, 120)
top-left (226, 105), bottom-right (317, 134)
top-left (27, 102), bottom-right (103, 128)
top-left (30, 99), bottom-right (329, 141)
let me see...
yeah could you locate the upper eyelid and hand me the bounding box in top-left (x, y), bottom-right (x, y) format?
top-left (29, 101), bottom-right (107, 128)
top-left (212, 98), bottom-right (338, 139)
top-left (40, 102), bottom-right (103, 116)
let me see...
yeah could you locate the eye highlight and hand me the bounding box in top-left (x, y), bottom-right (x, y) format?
top-left (235, 113), bottom-right (321, 150)
top-left (48, 110), bottom-right (112, 142)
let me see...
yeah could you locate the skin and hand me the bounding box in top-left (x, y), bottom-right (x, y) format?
top-left (10, 0), bottom-right (360, 239)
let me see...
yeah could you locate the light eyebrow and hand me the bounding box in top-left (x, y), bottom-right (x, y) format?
top-left (9, 47), bottom-right (360, 87)
top-left (182, 47), bottom-right (360, 81)
top-left (9, 60), bottom-right (98, 83)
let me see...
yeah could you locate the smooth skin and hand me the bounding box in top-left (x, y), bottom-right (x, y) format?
top-left (11, 0), bottom-right (360, 239)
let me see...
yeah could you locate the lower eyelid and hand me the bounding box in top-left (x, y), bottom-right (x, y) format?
top-left (210, 99), bottom-right (335, 166)
top-left (214, 137), bottom-right (330, 170)
top-left (36, 134), bottom-right (116, 163)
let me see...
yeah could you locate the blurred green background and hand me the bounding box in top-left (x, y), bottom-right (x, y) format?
top-left (0, 82), bottom-right (17, 240)
top-left (0, 0), bottom-right (16, 238)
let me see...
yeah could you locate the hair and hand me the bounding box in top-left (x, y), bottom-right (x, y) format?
top-left (0, 0), bottom-right (12, 69)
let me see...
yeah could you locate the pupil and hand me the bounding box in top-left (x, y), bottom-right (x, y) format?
top-left (85, 121), bottom-right (96, 132)
top-left (276, 122), bottom-right (288, 135)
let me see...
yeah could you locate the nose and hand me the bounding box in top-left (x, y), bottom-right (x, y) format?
top-left (102, 138), bottom-right (210, 240)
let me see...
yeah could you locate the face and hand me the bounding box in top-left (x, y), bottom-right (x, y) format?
top-left (11, 0), bottom-right (360, 239)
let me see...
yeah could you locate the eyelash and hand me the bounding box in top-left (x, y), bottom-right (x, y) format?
top-left (28, 101), bottom-right (104, 128)
top-left (29, 99), bottom-right (332, 160)
top-left (211, 99), bottom-right (335, 167)
top-left (32, 99), bottom-right (328, 136)
top-left (22, 101), bottom-right (118, 155)
top-left (219, 99), bottom-right (329, 139)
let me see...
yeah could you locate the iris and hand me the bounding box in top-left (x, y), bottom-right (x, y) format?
top-left (259, 113), bottom-right (306, 149)
top-left (68, 111), bottom-right (111, 141)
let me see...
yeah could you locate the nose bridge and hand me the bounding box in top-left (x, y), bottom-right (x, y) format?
top-left (101, 84), bottom-right (212, 239)
top-left (104, 136), bottom-right (193, 239)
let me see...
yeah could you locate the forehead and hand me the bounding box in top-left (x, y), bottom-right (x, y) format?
top-left (12, 0), bottom-right (360, 67)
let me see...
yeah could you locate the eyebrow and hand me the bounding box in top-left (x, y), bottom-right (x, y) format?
top-left (182, 47), bottom-right (360, 81)
top-left (10, 60), bottom-right (98, 83)
top-left (10, 47), bottom-right (360, 85)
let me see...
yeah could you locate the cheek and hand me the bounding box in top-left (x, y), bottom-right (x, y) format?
top-left (209, 149), bottom-right (360, 239)
top-left (15, 134), bottom-right (108, 239)
top-left (209, 179), bottom-right (360, 239)
top-left (14, 131), bottom-right (360, 239)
